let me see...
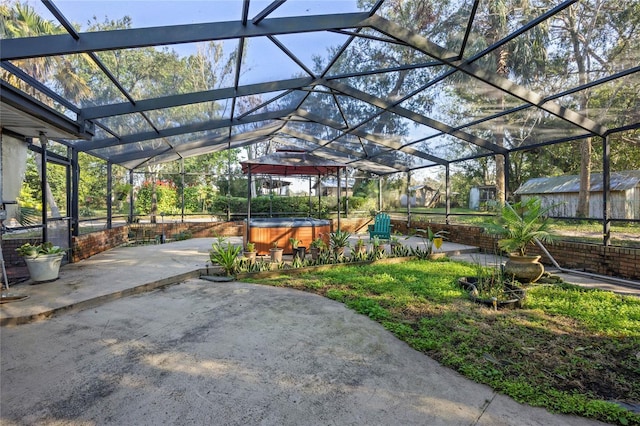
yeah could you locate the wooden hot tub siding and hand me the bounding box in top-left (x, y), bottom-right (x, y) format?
top-left (248, 223), bottom-right (331, 255)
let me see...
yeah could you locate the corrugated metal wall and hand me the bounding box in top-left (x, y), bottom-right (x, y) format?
top-left (522, 187), bottom-right (640, 219)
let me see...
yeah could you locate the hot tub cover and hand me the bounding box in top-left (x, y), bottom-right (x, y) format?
top-left (248, 218), bottom-right (331, 227)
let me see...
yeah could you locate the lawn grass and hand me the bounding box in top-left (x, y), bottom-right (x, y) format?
top-left (243, 259), bottom-right (640, 426)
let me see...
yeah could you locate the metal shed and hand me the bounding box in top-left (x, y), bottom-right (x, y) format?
top-left (515, 171), bottom-right (640, 219)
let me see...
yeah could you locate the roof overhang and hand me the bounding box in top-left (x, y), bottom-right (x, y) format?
top-left (0, 81), bottom-right (94, 140)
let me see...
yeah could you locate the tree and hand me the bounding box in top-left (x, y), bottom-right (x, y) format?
top-left (0, 1), bottom-right (90, 101)
top-left (1, 1), bottom-right (91, 221)
top-left (547, 0), bottom-right (640, 216)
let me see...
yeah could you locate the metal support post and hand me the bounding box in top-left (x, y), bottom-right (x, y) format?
top-left (106, 162), bottom-right (112, 229)
top-left (406, 171), bottom-right (411, 228)
top-left (71, 148), bottom-right (79, 237)
top-left (128, 169), bottom-right (134, 223)
top-left (180, 158), bottom-right (185, 223)
top-left (603, 136), bottom-right (610, 246)
top-left (445, 164), bottom-right (451, 224)
top-left (40, 134), bottom-right (48, 242)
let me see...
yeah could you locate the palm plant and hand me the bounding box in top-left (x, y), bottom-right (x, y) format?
top-left (485, 198), bottom-right (556, 256)
top-left (329, 230), bottom-right (351, 251)
top-left (209, 241), bottom-right (242, 276)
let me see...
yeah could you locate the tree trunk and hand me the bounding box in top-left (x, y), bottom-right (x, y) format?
top-left (576, 138), bottom-right (592, 217)
top-left (566, 6), bottom-right (591, 217)
top-left (494, 48), bottom-right (508, 205)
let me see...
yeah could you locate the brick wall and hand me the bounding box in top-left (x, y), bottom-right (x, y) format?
top-left (391, 219), bottom-right (639, 281)
top-left (71, 227), bottom-right (129, 262)
top-left (70, 221), bottom-right (245, 262)
top-left (2, 238), bottom-right (42, 267)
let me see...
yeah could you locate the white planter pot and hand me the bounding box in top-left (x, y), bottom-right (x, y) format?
top-left (24, 254), bottom-right (64, 282)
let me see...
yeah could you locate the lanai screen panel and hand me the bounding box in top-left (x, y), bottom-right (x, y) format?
top-left (0, 0), bottom-right (637, 174)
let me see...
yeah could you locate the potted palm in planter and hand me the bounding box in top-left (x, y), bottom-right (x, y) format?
top-left (16, 242), bottom-right (66, 282)
top-left (484, 197), bottom-right (555, 283)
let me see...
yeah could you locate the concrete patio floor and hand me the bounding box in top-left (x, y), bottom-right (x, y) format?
top-left (1, 237), bottom-right (636, 425)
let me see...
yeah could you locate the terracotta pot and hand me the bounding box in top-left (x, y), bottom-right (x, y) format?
top-left (504, 254), bottom-right (544, 283)
top-left (243, 251), bottom-right (257, 263)
top-left (269, 248), bottom-right (283, 263)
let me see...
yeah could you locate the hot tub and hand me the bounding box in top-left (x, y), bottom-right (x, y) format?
top-left (247, 218), bottom-right (331, 255)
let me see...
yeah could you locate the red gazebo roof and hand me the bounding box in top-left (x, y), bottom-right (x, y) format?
top-left (241, 150), bottom-right (346, 176)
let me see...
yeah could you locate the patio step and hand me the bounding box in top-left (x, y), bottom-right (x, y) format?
top-left (444, 246), bottom-right (480, 256)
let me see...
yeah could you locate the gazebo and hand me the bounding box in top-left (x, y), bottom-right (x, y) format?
top-left (241, 150), bottom-right (347, 254)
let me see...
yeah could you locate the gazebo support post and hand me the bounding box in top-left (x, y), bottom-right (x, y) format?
top-left (337, 171), bottom-right (341, 231)
top-left (308, 176), bottom-right (312, 217)
top-left (247, 165), bottom-right (252, 246)
top-left (318, 175), bottom-right (321, 217)
top-left (269, 176), bottom-right (273, 218)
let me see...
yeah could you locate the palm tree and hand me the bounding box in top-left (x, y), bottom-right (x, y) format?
top-left (1, 1), bottom-right (91, 219)
top-left (1, 2), bottom-right (91, 103)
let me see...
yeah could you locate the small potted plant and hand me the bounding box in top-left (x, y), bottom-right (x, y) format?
top-left (389, 234), bottom-right (401, 251)
top-left (16, 242), bottom-right (66, 282)
top-left (354, 237), bottom-right (366, 255)
top-left (269, 240), bottom-right (283, 263)
top-left (289, 237), bottom-right (306, 260)
top-left (329, 230), bottom-right (351, 256)
top-left (243, 241), bottom-right (257, 263)
top-left (309, 237), bottom-right (326, 260)
top-left (370, 236), bottom-right (385, 258)
top-left (413, 227), bottom-right (448, 259)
